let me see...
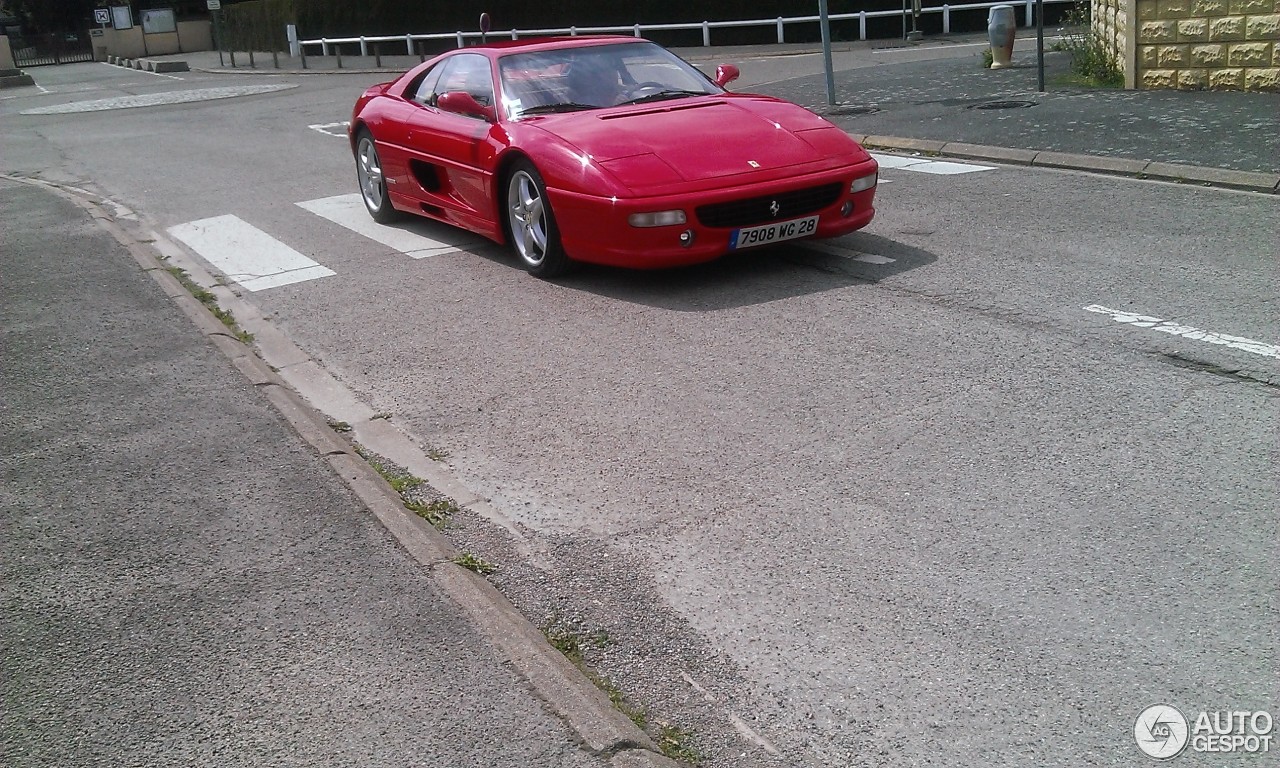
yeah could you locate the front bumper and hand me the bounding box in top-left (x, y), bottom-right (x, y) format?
top-left (549, 159), bottom-right (879, 269)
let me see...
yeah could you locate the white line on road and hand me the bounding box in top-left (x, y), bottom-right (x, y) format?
top-left (297, 193), bottom-right (484, 259)
top-left (1084, 304), bottom-right (1280, 359)
top-left (167, 215), bottom-right (335, 291)
top-left (869, 152), bottom-right (994, 175)
top-left (308, 121), bottom-right (349, 137)
top-left (100, 61), bottom-right (185, 80)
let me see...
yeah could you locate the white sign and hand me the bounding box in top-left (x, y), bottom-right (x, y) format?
top-left (94, 8), bottom-right (110, 24)
top-left (207, 0), bottom-right (221, 9)
top-left (111, 5), bottom-right (133, 30)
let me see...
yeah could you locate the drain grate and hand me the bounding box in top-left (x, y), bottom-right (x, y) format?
top-left (969, 100), bottom-right (1038, 110)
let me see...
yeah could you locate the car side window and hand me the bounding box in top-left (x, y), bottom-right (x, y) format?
top-left (434, 53), bottom-right (495, 113)
top-left (409, 64), bottom-right (444, 106)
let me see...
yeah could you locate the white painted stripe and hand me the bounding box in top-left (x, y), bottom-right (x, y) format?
top-left (869, 152), bottom-right (993, 174)
top-left (1085, 304), bottom-right (1280, 359)
top-left (906, 160), bottom-right (994, 175)
top-left (308, 121), bottom-right (349, 137)
top-left (869, 153), bottom-right (930, 169)
top-left (800, 242), bottom-right (896, 264)
top-left (297, 193), bottom-right (484, 259)
top-left (167, 215), bottom-right (335, 292)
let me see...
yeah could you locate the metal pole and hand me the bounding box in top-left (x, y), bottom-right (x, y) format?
top-left (818, 0), bottom-right (836, 105)
top-left (1036, 0), bottom-right (1045, 91)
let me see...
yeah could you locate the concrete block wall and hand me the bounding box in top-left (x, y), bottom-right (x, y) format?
top-left (1129, 0), bottom-right (1280, 89)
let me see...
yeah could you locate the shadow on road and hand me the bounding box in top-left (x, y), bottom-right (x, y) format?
top-left (553, 231), bottom-right (938, 311)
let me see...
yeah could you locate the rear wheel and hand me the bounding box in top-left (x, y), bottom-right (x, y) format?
top-left (505, 159), bottom-right (571, 278)
top-left (355, 130), bottom-right (401, 224)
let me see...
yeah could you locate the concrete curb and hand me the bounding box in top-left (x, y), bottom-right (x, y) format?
top-left (2, 173), bottom-right (681, 768)
top-left (105, 56), bottom-right (189, 73)
top-left (178, 57), bottom-right (1278, 193)
top-left (857, 135), bottom-right (1280, 193)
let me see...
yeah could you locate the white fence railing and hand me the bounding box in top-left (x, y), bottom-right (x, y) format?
top-left (300, 0), bottom-right (1075, 57)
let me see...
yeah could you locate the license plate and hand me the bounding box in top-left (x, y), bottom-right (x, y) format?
top-left (729, 215), bottom-right (819, 250)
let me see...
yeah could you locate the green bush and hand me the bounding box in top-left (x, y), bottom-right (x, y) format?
top-left (1056, 1), bottom-right (1123, 86)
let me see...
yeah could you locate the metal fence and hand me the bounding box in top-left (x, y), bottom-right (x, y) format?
top-left (299, 0), bottom-right (1076, 58)
top-left (11, 31), bottom-right (94, 67)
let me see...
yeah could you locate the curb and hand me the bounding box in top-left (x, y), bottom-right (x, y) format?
top-left (177, 59), bottom-right (1277, 193)
top-left (855, 134), bottom-right (1280, 193)
top-left (105, 55), bottom-right (190, 73)
top-left (3, 173), bottom-right (683, 768)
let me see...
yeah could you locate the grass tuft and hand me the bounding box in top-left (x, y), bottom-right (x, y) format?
top-left (1053, 3), bottom-right (1124, 87)
top-left (166, 266), bottom-right (254, 343)
top-left (452, 552), bottom-right (497, 574)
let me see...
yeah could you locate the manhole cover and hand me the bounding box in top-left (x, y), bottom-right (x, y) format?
top-left (969, 100), bottom-right (1038, 110)
top-left (826, 105), bottom-right (881, 115)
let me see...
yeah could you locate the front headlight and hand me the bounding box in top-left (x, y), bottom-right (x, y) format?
top-left (850, 172), bottom-right (877, 193)
top-left (628, 210), bottom-right (687, 228)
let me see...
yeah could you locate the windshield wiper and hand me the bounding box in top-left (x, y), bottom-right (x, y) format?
top-left (619, 89), bottom-right (705, 106)
top-left (517, 102), bottom-right (597, 115)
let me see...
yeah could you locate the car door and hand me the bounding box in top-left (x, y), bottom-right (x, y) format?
top-left (404, 53), bottom-right (501, 231)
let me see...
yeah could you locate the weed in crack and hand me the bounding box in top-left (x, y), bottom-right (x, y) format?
top-left (453, 552), bottom-right (497, 574)
top-left (166, 266), bottom-right (255, 344)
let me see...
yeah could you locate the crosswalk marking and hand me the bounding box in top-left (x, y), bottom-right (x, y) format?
top-left (297, 194), bottom-right (485, 259)
top-left (869, 152), bottom-right (993, 175)
top-left (167, 215), bottom-right (335, 292)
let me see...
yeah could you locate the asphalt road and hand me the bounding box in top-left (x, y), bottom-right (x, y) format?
top-left (0, 178), bottom-right (613, 768)
top-left (2, 45), bottom-right (1277, 768)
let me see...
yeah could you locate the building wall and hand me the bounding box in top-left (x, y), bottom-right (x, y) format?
top-left (0, 35), bottom-right (15, 69)
top-left (1123, 0), bottom-right (1280, 89)
top-left (95, 20), bottom-right (213, 60)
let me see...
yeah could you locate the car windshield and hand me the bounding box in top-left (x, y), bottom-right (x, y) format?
top-left (498, 41), bottom-right (719, 120)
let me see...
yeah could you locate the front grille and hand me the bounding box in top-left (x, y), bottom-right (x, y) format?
top-left (695, 183), bottom-right (842, 229)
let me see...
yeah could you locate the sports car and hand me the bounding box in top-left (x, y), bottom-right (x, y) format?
top-left (349, 36), bottom-right (878, 277)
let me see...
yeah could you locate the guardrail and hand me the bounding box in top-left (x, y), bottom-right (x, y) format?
top-left (300, 0), bottom-right (1075, 58)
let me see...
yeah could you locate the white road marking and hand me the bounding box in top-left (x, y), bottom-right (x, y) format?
top-left (309, 121), bottom-right (350, 137)
top-left (101, 61), bottom-right (184, 80)
top-left (1085, 304), bottom-right (1280, 360)
top-left (21, 84), bottom-right (296, 114)
top-left (800, 241), bottom-right (896, 264)
top-left (167, 214), bottom-right (335, 291)
top-left (869, 152), bottom-right (993, 174)
top-left (297, 193), bottom-right (484, 259)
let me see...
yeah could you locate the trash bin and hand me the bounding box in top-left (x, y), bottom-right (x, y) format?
top-left (988, 4), bottom-right (1016, 69)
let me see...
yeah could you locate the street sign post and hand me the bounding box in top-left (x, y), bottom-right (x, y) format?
top-left (818, 0), bottom-right (836, 105)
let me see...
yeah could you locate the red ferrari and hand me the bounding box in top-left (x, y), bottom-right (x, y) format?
top-left (349, 36), bottom-right (878, 277)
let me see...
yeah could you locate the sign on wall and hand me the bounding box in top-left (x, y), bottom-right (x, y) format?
top-left (111, 5), bottom-right (133, 30)
top-left (94, 8), bottom-right (110, 24)
top-left (141, 8), bottom-right (176, 34)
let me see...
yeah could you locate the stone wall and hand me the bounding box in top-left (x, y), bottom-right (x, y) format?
top-left (1124, 0), bottom-right (1280, 89)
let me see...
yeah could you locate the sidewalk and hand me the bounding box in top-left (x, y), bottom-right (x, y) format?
top-left (140, 32), bottom-right (1280, 190)
top-left (0, 176), bottom-right (673, 768)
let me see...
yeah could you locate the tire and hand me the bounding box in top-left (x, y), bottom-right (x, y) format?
top-left (505, 159), bottom-right (571, 278)
top-left (355, 130), bottom-right (401, 224)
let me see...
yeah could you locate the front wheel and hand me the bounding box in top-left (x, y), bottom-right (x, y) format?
top-left (355, 130), bottom-right (401, 224)
top-left (505, 160), bottom-right (571, 278)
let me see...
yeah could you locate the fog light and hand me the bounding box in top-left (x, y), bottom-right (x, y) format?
top-left (679, 229), bottom-right (695, 247)
top-left (850, 172), bottom-right (877, 193)
top-left (629, 210), bottom-right (687, 228)
top-left (840, 201), bottom-right (854, 217)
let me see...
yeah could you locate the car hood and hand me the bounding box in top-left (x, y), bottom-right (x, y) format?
top-left (527, 96), bottom-right (867, 188)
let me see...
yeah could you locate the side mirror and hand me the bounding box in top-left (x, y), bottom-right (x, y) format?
top-left (714, 64), bottom-right (740, 88)
top-left (437, 90), bottom-right (496, 122)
